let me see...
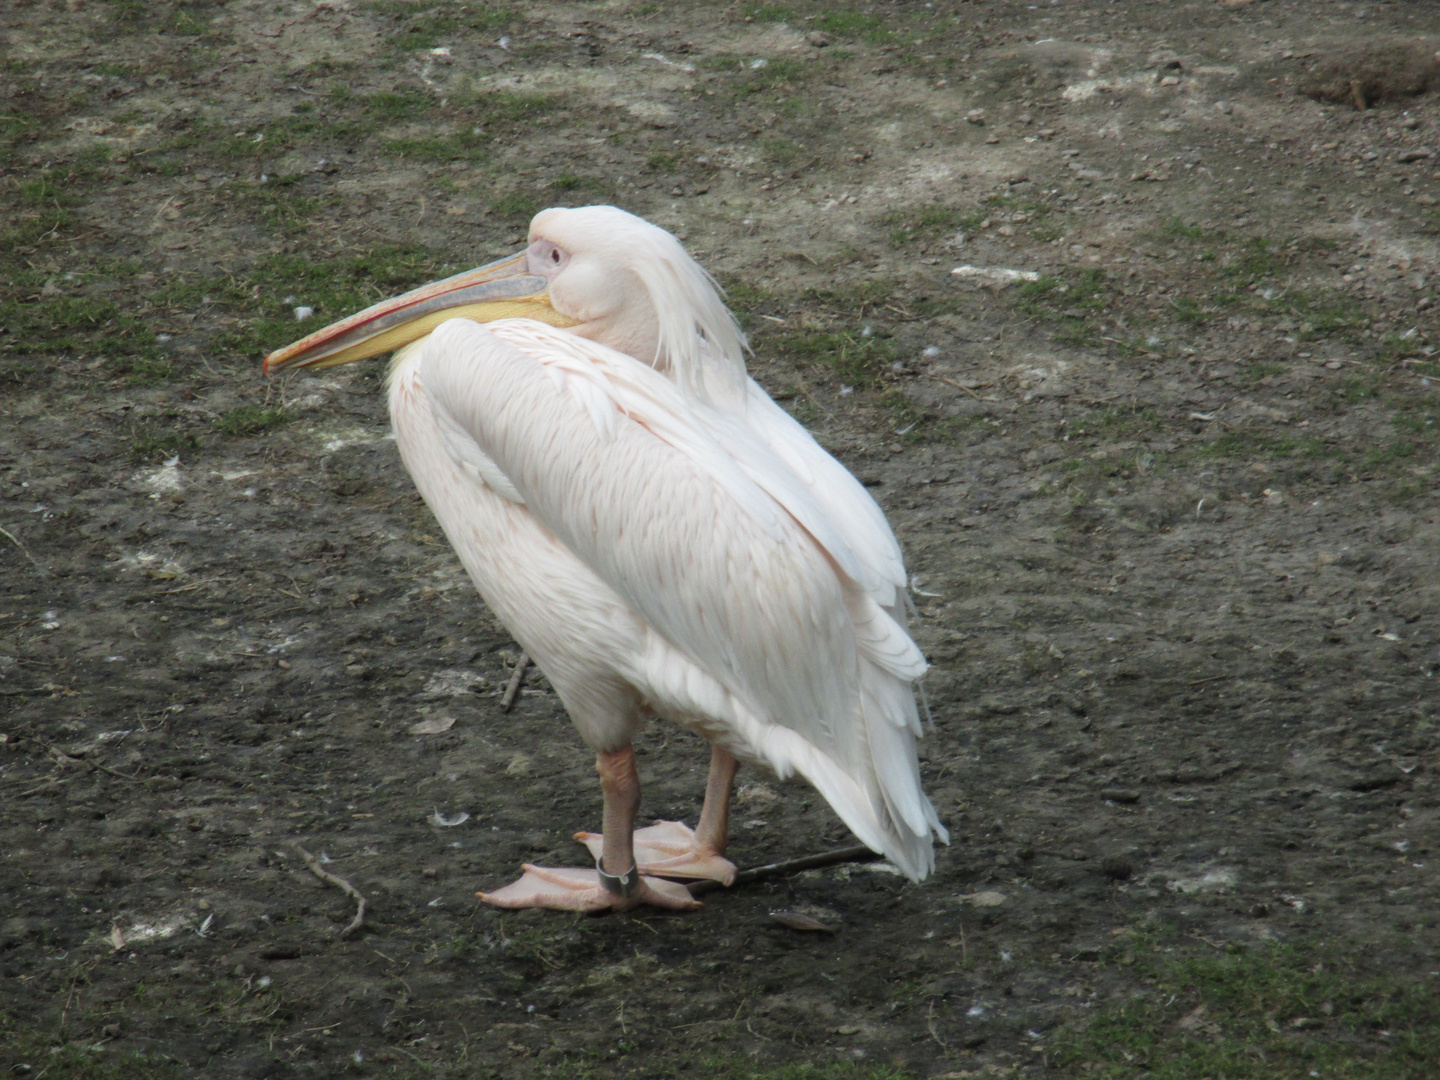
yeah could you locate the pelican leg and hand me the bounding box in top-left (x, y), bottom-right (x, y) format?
top-left (477, 745), bottom-right (702, 912)
top-left (575, 745), bottom-right (739, 886)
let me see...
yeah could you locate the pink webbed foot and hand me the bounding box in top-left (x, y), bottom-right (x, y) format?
top-left (575, 820), bottom-right (738, 886)
top-left (476, 864), bottom-right (701, 912)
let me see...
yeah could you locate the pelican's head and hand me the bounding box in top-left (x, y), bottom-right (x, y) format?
top-left (265, 205), bottom-right (746, 398)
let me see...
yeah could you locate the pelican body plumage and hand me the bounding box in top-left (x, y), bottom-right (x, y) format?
top-left (265, 206), bottom-right (947, 911)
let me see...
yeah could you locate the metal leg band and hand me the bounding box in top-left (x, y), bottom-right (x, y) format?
top-left (596, 859), bottom-right (639, 899)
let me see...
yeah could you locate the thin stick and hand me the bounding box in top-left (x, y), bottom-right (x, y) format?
top-left (500, 652), bottom-right (530, 712)
top-left (21, 733), bottom-right (142, 783)
top-left (687, 844), bottom-right (880, 897)
top-left (0, 525), bottom-right (47, 579)
top-left (930, 374), bottom-right (991, 400)
top-left (292, 843), bottom-right (367, 938)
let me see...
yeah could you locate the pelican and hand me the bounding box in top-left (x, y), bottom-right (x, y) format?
top-left (265, 206), bottom-right (947, 911)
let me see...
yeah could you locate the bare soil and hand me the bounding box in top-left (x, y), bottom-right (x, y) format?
top-left (3, 1), bottom-right (1440, 1078)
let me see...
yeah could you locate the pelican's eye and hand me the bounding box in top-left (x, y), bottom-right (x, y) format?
top-left (526, 239), bottom-right (571, 278)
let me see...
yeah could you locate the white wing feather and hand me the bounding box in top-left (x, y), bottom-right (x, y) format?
top-left (738, 379), bottom-right (910, 613)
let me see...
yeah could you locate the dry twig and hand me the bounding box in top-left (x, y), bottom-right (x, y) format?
top-left (292, 843), bottom-right (367, 937)
top-left (687, 844), bottom-right (880, 897)
top-left (500, 652), bottom-right (530, 712)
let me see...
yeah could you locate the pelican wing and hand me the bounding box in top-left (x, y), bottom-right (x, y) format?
top-left (738, 380), bottom-right (909, 613)
top-left (416, 318), bottom-right (942, 873)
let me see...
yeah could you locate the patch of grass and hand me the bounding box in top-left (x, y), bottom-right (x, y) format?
top-left (370, 1), bottom-right (515, 49)
top-left (361, 89), bottom-right (433, 121)
top-left (1337, 373), bottom-right (1384, 403)
top-left (714, 276), bottom-right (776, 330)
top-left (93, 61), bottom-right (140, 78)
top-left (646, 151), bottom-right (680, 172)
top-left (381, 132), bottom-right (488, 162)
top-left (243, 174), bottom-right (333, 234)
top-left (1049, 933), bottom-right (1440, 1079)
top-left (1013, 268), bottom-right (1111, 343)
top-left (490, 191), bottom-right (541, 219)
top-left (1220, 236), bottom-right (1285, 283)
top-left (1169, 296), bottom-right (1211, 326)
top-left (537, 1059), bottom-right (911, 1080)
top-left (741, 4), bottom-right (797, 21)
top-left (1069, 406), bottom-right (1162, 441)
top-left (1394, 403), bottom-right (1440, 441)
top-left (0, 1025), bottom-right (187, 1079)
top-left (1375, 331), bottom-right (1424, 364)
top-left (130, 422), bottom-right (199, 462)
top-left (1278, 289), bottom-right (1366, 337)
top-left (1193, 430), bottom-right (1335, 462)
top-left (0, 282), bottom-right (173, 381)
top-left (882, 389), bottom-right (925, 440)
top-left (123, 356), bottom-right (175, 386)
top-left (473, 90), bottom-right (559, 125)
top-left (882, 204), bottom-right (982, 246)
top-left (800, 279), bottom-right (898, 317)
top-left (548, 172), bottom-right (611, 198)
top-left (734, 56), bottom-right (815, 95)
top-left (815, 10), bottom-right (889, 42)
top-left (17, 175), bottom-right (79, 209)
top-left (215, 406), bottom-right (291, 438)
top-left (769, 328), bottom-right (901, 388)
top-left (1160, 216), bottom-right (1210, 242)
top-left (760, 135), bottom-right (802, 165)
top-left (1239, 360), bottom-right (1285, 384)
top-left (1363, 440), bottom-right (1416, 468)
top-left (210, 246), bottom-right (454, 360)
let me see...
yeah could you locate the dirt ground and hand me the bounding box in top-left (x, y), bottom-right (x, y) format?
top-left (4, 1), bottom-right (1440, 1077)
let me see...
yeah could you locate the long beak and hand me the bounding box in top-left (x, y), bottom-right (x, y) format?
top-left (263, 250), bottom-right (578, 373)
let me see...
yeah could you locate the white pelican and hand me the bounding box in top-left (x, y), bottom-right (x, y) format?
top-left (265, 206), bottom-right (947, 911)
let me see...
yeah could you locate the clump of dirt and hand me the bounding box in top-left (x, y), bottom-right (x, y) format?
top-left (1297, 38), bottom-right (1440, 108)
